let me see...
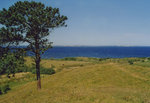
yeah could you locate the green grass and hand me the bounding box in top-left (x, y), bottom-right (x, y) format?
top-left (1, 57), bottom-right (150, 103)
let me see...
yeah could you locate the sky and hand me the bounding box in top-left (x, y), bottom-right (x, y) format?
top-left (1, 0), bottom-right (150, 46)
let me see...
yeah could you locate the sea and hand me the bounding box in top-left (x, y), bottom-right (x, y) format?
top-left (38, 46), bottom-right (150, 59)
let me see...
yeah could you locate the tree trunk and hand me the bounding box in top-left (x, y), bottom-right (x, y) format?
top-left (35, 35), bottom-right (41, 90)
top-left (36, 57), bottom-right (41, 90)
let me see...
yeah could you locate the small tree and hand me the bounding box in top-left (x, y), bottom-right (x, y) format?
top-left (0, 29), bottom-right (25, 77)
top-left (0, 1), bottom-right (67, 89)
top-left (0, 51), bottom-right (25, 77)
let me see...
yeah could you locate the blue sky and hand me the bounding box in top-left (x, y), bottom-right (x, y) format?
top-left (1, 0), bottom-right (150, 46)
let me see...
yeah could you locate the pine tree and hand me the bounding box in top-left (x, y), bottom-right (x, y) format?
top-left (0, 1), bottom-right (67, 89)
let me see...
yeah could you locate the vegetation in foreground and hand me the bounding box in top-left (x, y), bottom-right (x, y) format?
top-left (0, 57), bottom-right (150, 103)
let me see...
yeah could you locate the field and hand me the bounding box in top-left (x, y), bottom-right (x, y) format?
top-left (0, 57), bottom-right (150, 103)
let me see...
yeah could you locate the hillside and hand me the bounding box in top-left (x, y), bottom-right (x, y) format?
top-left (0, 57), bottom-right (150, 103)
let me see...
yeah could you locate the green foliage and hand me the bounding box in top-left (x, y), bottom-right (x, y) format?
top-left (0, 1), bottom-right (67, 54)
top-left (0, 52), bottom-right (25, 77)
top-left (99, 58), bottom-right (109, 61)
top-left (128, 60), bottom-right (134, 65)
top-left (41, 68), bottom-right (55, 75)
top-left (146, 57), bottom-right (150, 61)
top-left (0, 1), bottom-right (67, 88)
top-left (0, 47), bottom-right (8, 58)
top-left (141, 60), bottom-right (145, 62)
top-left (32, 67), bottom-right (55, 75)
top-left (63, 57), bottom-right (77, 61)
top-left (1, 84), bottom-right (10, 94)
top-left (0, 84), bottom-right (10, 94)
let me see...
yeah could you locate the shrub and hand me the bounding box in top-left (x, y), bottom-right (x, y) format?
top-left (128, 60), bottom-right (133, 65)
top-left (98, 58), bottom-right (108, 61)
top-left (0, 84), bottom-right (10, 94)
top-left (40, 68), bottom-right (55, 75)
top-left (63, 57), bottom-right (77, 61)
top-left (32, 67), bottom-right (55, 75)
top-left (99, 58), bottom-right (103, 61)
top-left (141, 60), bottom-right (145, 62)
top-left (147, 57), bottom-right (150, 61)
top-left (2, 84), bottom-right (10, 94)
top-left (0, 52), bottom-right (25, 76)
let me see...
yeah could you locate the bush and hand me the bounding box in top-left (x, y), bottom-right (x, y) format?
top-left (141, 60), bottom-right (145, 62)
top-left (98, 58), bottom-right (108, 61)
top-left (2, 84), bottom-right (10, 94)
top-left (32, 67), bottom-right (55, 75)
top-left (63, 57), bottom-right (77, 61)
top-left (0, 52), bottom-right (25, 76)
top-left (0, 84), bottom-right (10, 94)
top-left (40, 68), bottom-right (55, 75)
top-left (147, 57), bottom-right (150, 61)
top-left (128, 60), bottom-right (133, 65)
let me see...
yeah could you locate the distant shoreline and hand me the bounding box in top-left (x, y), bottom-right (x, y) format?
top-left (19, 45), bottom-right (150, 47)
top-left (52, 46), bottom-right (150, 48)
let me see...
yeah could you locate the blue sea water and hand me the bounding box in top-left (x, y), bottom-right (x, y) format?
top-left (40, 46), bottom-right (150, 59)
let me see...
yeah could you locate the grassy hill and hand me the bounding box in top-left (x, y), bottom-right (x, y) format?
top-left (0, 57), bottom-right (150, 103)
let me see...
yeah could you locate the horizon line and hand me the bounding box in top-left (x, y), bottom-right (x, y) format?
top-left (18, 45), bottom-right (150, 47)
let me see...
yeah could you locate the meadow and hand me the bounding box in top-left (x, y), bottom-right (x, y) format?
top-left (0, 57), bottom-right (150, 103)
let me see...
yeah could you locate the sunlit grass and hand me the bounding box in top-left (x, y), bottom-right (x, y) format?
top-left (1, 57), bottom-right (150, 103)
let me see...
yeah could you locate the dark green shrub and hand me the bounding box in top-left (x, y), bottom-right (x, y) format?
top-left (0, 52), bottom-right (25, 76)
top-left (128, 60), bottom-right (133, 65)
top-left (1, 84), bottom-right (10, 94)
top-left (98, 58), bottom-right (108, 61)
top-left (63, 57), bottom-right (77, 61)
top-left (40, 68), bottom-right (55, 75)
top-left (99, 58), bottom-right (102, 61)
top-left (147, 57), bottom-right (150, 61)
top-left (141, 60), bottom-right (145, 62)
top-left (32, 67), bottom-right (55, 75)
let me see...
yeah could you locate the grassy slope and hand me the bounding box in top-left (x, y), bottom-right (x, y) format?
top-left (1, 57), bottom-right (150, 103)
